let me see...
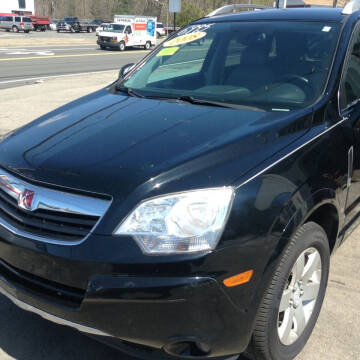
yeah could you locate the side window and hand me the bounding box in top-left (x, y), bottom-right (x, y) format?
top-left (125, 26), bottom-right (132, 34)
top-left (15, 17), bottom-right (21, 22)
top-left (341, 28), bottom-right (360, 110)
top-left (225, 38), bottom-right (244, 68)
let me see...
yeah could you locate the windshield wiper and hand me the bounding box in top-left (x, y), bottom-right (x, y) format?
top-left (115, 86), bottom-right (145, 98)
top-left (177, 95), bottom-right (265, 111)
top-left (177, 95), bottom-right (233, 108)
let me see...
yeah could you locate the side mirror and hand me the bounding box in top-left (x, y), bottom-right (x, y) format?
top-left (119, 63), bottom-right (135, 79)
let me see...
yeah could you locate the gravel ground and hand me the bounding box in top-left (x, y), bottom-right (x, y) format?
top-left (0, 73), bottom-right (359, 360)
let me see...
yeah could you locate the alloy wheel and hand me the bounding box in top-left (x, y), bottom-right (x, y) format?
top-left (277, 247), bottom-right (322, 345)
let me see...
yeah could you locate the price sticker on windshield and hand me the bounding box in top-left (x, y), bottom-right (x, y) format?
top-left (164, 32), bottom-right (207, 47)
top-left (157, 47), bottom-right (180, 56)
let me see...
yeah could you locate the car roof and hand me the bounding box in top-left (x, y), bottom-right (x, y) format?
top-left (195, 8), bottom-right (347, 24)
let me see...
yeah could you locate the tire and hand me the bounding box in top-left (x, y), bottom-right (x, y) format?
top-left (12, 26), bottom-right (19, 33)
top-left (145, 41), bottom-right (151, 50)
top-left (248, 222), bottom-right (330, 360)
top-left (100, 45), bottom-right (106, 50)
top-left (57, 29), bottom-right (60, 33)
top-left (24, 30), bottom-right (30, 33)
top-left (119, 41), bottom-right (126, 51)
top-left (156, 31), bottom-right (160, 39)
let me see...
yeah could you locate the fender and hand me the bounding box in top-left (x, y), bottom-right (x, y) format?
top-left (245, 187), bottom-right (343, 340)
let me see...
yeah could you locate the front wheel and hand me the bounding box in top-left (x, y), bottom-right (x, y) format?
top-left (100, 45), bottom-right (106, 50)
top-left (145, 41), bottom-right (151, 50)
top-left (248, 222), bottom-right (330, 360)
top-left (119, 41), bottom-right (126, 51)
top-left (12, 26), bottom-right (19, 33)
top-left (24, 30), bottom-right (30, 33)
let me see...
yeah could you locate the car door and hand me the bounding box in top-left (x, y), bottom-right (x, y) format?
top-left (15, 16), bottom-right (21, 28)
top-left (340, 22), bottom-right (360, 238)
top-left (4, 16), bottom-right (12, 30)
top-left (125, 25), bottom-right (134, 45)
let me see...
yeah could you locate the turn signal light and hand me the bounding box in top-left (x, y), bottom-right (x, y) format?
top-left (223, 270), bottom-right (254, 287)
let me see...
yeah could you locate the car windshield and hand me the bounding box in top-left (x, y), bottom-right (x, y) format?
top-left (107, 24), bottom-right (125, 33)
top-left (63, 17), bottom-right (74, 22)
top-left (120, 21), bottom-right (341, 111)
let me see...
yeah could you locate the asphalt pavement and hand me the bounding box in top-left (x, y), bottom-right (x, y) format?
top-left (0, 45), bottom-right (148, 88)
top-left (0, 31), bottom-right (153, 89)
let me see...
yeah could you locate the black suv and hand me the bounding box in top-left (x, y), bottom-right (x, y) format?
top-left (0, 5), bottom-right (359, 360)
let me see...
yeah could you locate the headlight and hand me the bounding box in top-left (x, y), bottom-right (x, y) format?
top-left (114, 188), bottom-right (234, 255)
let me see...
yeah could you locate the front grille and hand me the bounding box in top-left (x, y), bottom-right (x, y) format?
top-left (0, 260), bottom-right (85, 308)
top-left (100, 36), bottom-right (112, 42)
top-left (0, 190), bottom-right (99, 242)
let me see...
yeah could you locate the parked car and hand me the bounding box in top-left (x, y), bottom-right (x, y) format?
top-left (1, 4), bottom-right (360, 360)
top-left (156, 22), bottom-right (166, 38)
top-left (96, 22), bottom-right (110, 36)
top-left (0, 14), bottom-right (32, 33)
top-left (49, 20), bottom-right (58, 31)
top-left (57, 17), bottom-right (100, 33)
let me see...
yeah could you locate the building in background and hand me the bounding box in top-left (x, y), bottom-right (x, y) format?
top-left (0, 0), bottom-right (35, 15)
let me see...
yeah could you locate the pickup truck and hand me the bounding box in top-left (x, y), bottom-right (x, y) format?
top-left (29, 15), bottom-right (50, 31)
top-left (57, 17), bottom-right (103, 33)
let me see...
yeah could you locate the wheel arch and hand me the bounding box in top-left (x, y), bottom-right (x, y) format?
top-left (288, 191), bottom-right (340, 250)
top-left (245, 188), bottom-right (342, 349)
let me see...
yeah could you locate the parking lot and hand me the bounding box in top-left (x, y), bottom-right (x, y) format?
top-left (0, 30), bottom-right (158, 89)
top-left (0, 30), bottom-right (359, 360)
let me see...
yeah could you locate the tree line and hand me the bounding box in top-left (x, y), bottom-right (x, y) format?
top-left (34, 0), bottom-right (273, 27)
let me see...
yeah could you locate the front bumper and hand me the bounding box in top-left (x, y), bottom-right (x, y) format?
top-left (97, 39), bottom-right (121, 48)
top-left (0, 256), bottom-right (250, 359)
top-left (0, 220), bottom-right (264, 359)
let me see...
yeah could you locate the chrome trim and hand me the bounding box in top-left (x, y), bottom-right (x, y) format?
top-left (237, 117), bottom-right (349, 188)
top-left (0, 285), bottom-right (111, 337)
top-left (0, 168), bottom-right (111, 245)
top-left (0, 169), bottom-right (109, 216)
top-left (348, 146), bottom-right (354, 188)
top-left (206, 4), bottom-right (270, 17)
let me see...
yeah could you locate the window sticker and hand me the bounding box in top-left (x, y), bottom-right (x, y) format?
top-left (157, 47), bottom-right (180, 56)
top-left (322, 26), bottom-right (332, 32)
top-left (164, 32), bottom-right (207, 47)
top-left (177, 23), bottom-right (214, 36)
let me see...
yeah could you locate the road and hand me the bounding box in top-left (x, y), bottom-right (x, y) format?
top-left (0, 44), bottom-right (149, 88)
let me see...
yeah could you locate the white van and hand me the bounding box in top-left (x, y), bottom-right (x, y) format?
top-left (97, 15), bottom-right (157, 51)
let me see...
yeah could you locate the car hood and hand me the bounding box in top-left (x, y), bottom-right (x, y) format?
top-left (0, 88), bottom-right (309, 201)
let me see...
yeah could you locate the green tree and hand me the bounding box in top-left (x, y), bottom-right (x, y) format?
top-left (175, 1), bottom-right (208, 28)
top-left (111, 0), bottom-right (132, 17)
